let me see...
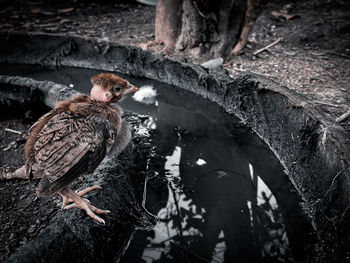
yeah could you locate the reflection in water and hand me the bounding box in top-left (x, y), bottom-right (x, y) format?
top-left (121, 77), bottom-right (314, 262)
top-left (139, 152), bottom-right (290, 263)
top-left (0, 65), bottom-right (314, 262)
top-left (133, 144), bottom-right (295, 263)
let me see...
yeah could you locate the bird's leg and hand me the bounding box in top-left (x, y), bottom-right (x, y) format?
top-left (59, 185), bottom-right (101, 209)
top-left (59, 192), bottom-right (71, 210)
top-left (59, 187), bottom-right (110, 224)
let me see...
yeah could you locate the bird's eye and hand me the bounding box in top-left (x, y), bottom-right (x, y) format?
top-left (114, 86), bottom-right (122, 92)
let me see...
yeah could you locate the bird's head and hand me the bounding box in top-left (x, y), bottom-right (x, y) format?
top-left (90, 73), bottom-right (139, 103)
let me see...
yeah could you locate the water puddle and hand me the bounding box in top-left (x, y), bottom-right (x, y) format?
top-left (0, 65), bottom-right (314, 262)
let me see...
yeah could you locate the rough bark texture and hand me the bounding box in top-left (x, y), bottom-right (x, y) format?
top-left (155, 0), bottom-right (182, 51)
top-left (0, 32), bottom-right (350, 261)
top-left (231, 0), bottom-right (268, 55)
top-left (156, 0), bottom-right (265, 59)
top-left (174, 0), bottom-right (203, 53)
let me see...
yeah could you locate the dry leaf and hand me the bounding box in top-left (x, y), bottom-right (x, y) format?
top-left (271, 10), bottom-right (300, 20)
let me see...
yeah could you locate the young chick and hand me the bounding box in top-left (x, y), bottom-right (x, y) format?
top-left (19, 73), bottom-right (137, 224)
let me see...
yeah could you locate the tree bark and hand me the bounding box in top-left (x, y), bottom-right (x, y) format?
top-left (155, 0), bottom-right (267, 60)
top-left (209, 0), bottom-right (246, 58)
top-left (155, 0), bottom-right (182, 52)
top-left (175, 0), bottom-right (203, 54)
top-left (231, 0), bottom-right (268, 55)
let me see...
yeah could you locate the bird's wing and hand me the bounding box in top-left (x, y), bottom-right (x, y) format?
top-left (107, 120), bottom-right (131, 156)
top-left (33, 111), bottom-right (109, 195)
top-left (28, 111), bottom-right (55, 133)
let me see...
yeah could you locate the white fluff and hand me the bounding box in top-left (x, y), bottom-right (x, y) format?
top-left (132, 85), bottom-right (157, 104)
top-left (196, 158), bottom-right (207, 166)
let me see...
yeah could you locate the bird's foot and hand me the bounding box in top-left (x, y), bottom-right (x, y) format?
top-left (76, 185), bottom-right (102, 197)
top-left (60, 185), bottom-right (101, 209)
top-left (59, 187), bottom-right (110, 224)
top-left (64, 198), bottom-right (110, 224)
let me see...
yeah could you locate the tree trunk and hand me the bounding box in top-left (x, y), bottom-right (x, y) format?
top-left (231, 0), bottom-right (268, 55)
top-left (174, 0), bottom-right (203, 55)
top-left (155, 0), bottom-right (182, 52)
top-left (155, 0), bottom-right (267, 60)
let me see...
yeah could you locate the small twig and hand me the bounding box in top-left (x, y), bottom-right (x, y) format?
top-left (324, 169), bottom-right (345, 201)
top-left (170, 241), bottom-right (210, 262)
top-left (328, 51), bottom-right (350, 60)
top-left (340, 206), bottom-right (349, 223)
top-left (193, 1), bottom-right (206, 18)
top-left (4, 128), bottom-right (22, 135)
top-left (33, 23), bottom-right (59, 28)
top-left (336, 108), bottom-right (350, 122)
top-left (253, 37), bottom-right (283, 56)
top-left (313, 101), bottom-right (343, 108)
top-left (222, 60), bottom-right (235, 67)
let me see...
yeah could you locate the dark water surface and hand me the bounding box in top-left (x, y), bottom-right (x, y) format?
top-left (0, 65), bottom-right (314, 262)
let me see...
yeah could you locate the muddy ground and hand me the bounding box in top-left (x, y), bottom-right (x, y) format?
top-left (0, 110), bottom-right (60, 261)
top-left (0, 0), bottom-right (349, 261)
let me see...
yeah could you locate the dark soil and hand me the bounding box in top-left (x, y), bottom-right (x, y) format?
top-left (0, 115), bottom-right (60, 262)
top-left (0, 0), bottom-right (155, 46)
top-left (224, 0), bottom-right (350, 133)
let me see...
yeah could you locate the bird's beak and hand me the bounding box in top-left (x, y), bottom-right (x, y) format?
top-left (123, 83), bottom-right (139, 96)
top-left (111, 82), bottom-right (139, 103)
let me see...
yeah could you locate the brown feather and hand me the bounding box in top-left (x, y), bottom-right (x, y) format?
top-left (32, 112), bottom-right (106, 182)
top-left (25, 93), bottom-right (125, 195)
top-left (108, 120), bottom-right (132, 157)
top-left (24, 94), bottom-right (92, 162)
top-left (91, 73), bottom-right (128, 88)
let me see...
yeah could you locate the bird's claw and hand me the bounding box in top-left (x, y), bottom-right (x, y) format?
top-left (61, 185), bottom-right (101, 208)
top-left (63, 198), bottom-right (109, 224)
top-left (75, 185), bottom-right (102, 196)
top-left (83, 198), bottom-right (91, 204)
top-left (61, 201), bottom-right (68, 210)
top-left (59, 186), bottom-right (107, 224)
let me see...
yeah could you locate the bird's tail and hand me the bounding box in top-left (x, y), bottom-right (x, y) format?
top-left (36, 175), bottom-right (51, 197)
